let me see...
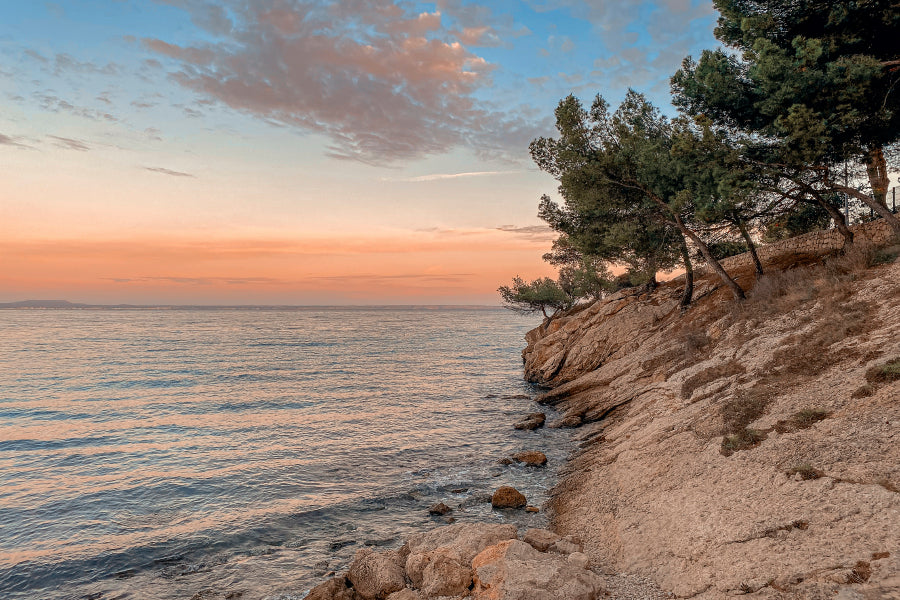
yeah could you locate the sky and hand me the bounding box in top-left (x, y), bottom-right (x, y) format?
top-left (1, 0), bottom-right (719, 305)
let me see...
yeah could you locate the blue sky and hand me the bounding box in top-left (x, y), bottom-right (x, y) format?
top-left (0, 1), bottom-right (721, 304)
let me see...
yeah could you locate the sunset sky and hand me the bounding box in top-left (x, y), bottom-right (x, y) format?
top-left (1, 0), bottom-right (718, 304)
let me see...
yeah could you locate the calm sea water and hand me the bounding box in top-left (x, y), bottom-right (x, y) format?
top-left (0, 308), bottom-right (569, 600)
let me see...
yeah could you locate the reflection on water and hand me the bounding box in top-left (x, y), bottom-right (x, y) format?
top-left (0, 308), bottom-right (569, 599)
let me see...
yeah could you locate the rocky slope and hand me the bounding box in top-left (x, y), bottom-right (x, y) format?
top-left (526, 244), bottom-right (900, 598)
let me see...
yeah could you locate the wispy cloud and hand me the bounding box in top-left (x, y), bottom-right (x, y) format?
top-left (144, 166), bottom-right (195, 178)
top-left (48, 135), bottom-right (90, 151)
top-left (382, 170), bottom-right (522, 183)
top-left (0, 133), bottom-right (31, 149)
top-left (496, 225), bottom-right (554, 238)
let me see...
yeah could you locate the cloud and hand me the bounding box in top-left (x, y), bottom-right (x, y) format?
top-left (34, 93), bottom-right (119, 123)
top-left (496, 224), bottom-right (555, 240)
top-left (0, 133), bottom-right (32, 149)
top-left (143, 0), bottom-right (544, 164)
top-left (48, 135), bottom-right (90, 151)
top-left (382, 170), bottom-right (522, 182)
top-left (144, 166), bottom-right (195, 177)
top-left (108, 276), bottom-right (286, 286)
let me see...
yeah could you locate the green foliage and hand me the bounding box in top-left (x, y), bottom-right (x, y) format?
top-left (707, 240), bottom-right (748, 260)
top-left (761, 201), bottom-right (833, 241)
top-left (498, 276), bottom-right (572, 318)
top-left (530, 91), bottom-right (749, 301)
top-left (866, 358), bottom-right (900, 383)
top-left (672, 0), bottom-right (900, 214)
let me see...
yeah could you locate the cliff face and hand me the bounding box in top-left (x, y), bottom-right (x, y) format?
top-left (526, 237), bottom-right (900, 598)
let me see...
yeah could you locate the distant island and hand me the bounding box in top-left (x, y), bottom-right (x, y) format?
top-left (0, 300), bottom-right (503, 311)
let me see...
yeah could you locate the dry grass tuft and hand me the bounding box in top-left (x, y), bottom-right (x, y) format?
top-left (722, 429), bottom-right (767, 456)
top-left (720, 388), bottom-right (772, 456)
top-left (775, 408), bottom-right (830, 433)
top-left (851, 384), bottom-right (875, 398)
top-left (787, 463), bottom-right (824, 480)
top-left (847, 561), bottom-right (872, 584)
top-left (865, 357), bottom-right (900, 384)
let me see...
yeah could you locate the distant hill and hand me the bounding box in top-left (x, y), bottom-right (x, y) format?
top-left (0, 300), bottom-right (91, 308)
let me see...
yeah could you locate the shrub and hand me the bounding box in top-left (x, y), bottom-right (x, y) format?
top-left (787, 463), bottom-right (824, 480)
top-left (721, 429), bottom-right (767, 456)
top-left (866, 358), bottom-right (900, 383)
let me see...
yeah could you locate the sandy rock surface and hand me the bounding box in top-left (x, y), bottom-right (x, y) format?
top-left (524, 256), bottom-right (900, 598)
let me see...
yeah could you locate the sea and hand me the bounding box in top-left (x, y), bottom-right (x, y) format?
top-left (0, 307), bottom-right (571, 600)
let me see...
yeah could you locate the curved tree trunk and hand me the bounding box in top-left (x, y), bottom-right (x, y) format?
top-left (834, 184), bottom-right (900, 237)
top-left (807, 193), bottom-right (854, 246)
top-left (735, 218), bottom-right (764, 278)
top-left (674, 215), bottom-right (746, 300)
top-left (678, 235), bottom-right (694, 308)
top-left (866, 146), bottom-right (890, 207)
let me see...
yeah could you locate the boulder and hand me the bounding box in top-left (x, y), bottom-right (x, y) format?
top-left (513, 413), bottom-right (546, 430)
top-left (567, 552), bottom-right (591, 570)
top-left (406, 523), bottom-right (518, 565)
top-left (347, 548), bottom-right (406, 600)
top-left (525, 506), bottom-right (540, 513)
top-left (548, 414), bottom-right (582, 429)
top-left (471, 539), bottom-right (605, 600)
top-left (428, 502), bottom-right (452, 516)
top-left (523, 529), bottom-right (560, 552)
top-left (491, 486), bottom-right (527, 509)
top-left (420, 548), bottom-right (474, 598)
top-left (385, 590), bottom-right (420, 600)
top-left (548, 535), bottom-right (583, 555)
top-left (305, 576), bottom-right (358, 600)
top-left (511, 451), bottom-right (547, 466)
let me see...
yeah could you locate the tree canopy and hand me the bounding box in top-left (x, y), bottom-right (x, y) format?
top-left (501, 0), bottom-right (899, 316)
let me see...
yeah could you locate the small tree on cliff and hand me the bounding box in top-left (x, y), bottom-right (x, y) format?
top-left (671, 0), bottom-right (900, 236)
top-left (531, 91), bottom-right (748, 302)
top-left (498, 276), bottom-right (572, 318)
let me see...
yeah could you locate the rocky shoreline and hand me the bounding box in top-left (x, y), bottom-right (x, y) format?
top-left (301, 403), bottom-right (669, 600)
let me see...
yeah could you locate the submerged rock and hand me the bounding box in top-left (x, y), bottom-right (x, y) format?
top-left (513, 412), bottom-right (546, 430)
top-left (491, 486), bottom-right (527, 509)
top-left (427, 502), bottom-right (452, 516)
top-left (512, 451), bottom-right (547, 466)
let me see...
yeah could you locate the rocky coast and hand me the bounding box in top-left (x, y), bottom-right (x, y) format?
top-left (307, 223), bottom-right (899, 599)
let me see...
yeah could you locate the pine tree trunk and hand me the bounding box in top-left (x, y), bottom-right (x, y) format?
top-left (675, 215), bottom-right (746, 300)
top-left (736, 219), bottom-right (764, 277)
top-left (678, 236), bottom-right (694, 308)
top-left (835, 184), bottom-right (900, 237)
top-left (808, 193), bottom-right (854, 246)
top-left (866, 146), bottom-right (890, 207)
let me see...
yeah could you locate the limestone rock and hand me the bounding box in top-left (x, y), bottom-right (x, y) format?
top-left (567, 552), bottom-right (591, 570)
top-left (523, 529), bottom-right (560, 552)
top-left (491, 486), bottom-right (526, 509)
top-left (406, 523), bottom-right (518, 565)
top-left (347, 548), bottom-right (406, 600)
top-left (511, 451), bottom-right (547, 466)
top-left (513, 413), bottom-right (545, 430)
top-left (524, 238), bottom-right (900, 597)
top-left (305, 576), bottom-right (358, 600)
top-left (428, 502), bottom-right (452, 516)
top-left (549, 535), bottom-right (583, 555)
top-left (420, 548), bottom-right (473, 598)
top-left (471, 539), bottom-right (605, 600)
top-left (385, 590), bottom-right (420, 600)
